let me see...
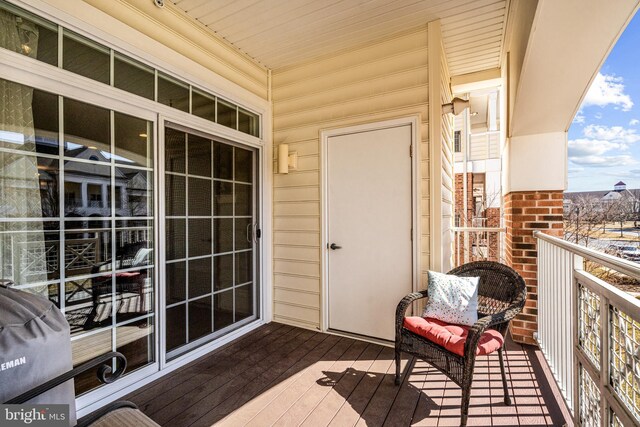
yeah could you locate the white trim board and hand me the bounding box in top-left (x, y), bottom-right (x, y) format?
top-left (427, 20), bottom-right (443, 273)
top-left (319, 116), bottom-right (421, 336)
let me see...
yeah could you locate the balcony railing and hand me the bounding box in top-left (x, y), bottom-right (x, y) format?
top-left (535, 231), bottom-right (640, 426)
top-left (453, 226), bottom-right (505, 267)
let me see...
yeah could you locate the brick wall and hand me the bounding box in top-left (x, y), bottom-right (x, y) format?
top-left (485, 207), bottom-right (501, 260)
top-left (504, 190), bottom-right (564, 345)
top-left (454, 173), bottom-right (474, 225)
top-left (454, 173), bottom-right (474, 264)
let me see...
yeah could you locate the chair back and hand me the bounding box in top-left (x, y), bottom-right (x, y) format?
top-left (447, 261), bottom-right (526, 317)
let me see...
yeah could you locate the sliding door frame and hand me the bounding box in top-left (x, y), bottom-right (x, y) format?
top-left (0, 22), bottom-right (272, 417)
top-left (157, 115), bottom-right (265, 369)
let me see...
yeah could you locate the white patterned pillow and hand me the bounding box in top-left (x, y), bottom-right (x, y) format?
top-left (422, 271), bottom-right (479, 326)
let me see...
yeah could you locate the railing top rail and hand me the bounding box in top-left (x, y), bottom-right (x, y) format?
top-left (452, 227), bottom-right (506, 233)
top-left (575, 269), bottom-right (640, 320)
top-left (534, 231), bottom-right (640, 281)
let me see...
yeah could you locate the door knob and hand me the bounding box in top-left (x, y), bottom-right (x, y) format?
top-left (329, 243), bottom-right (342, 250)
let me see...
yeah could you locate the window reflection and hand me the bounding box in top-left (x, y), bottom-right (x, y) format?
top-left (0, 2), bottom-right (58, 66)
top-left (63, 30), bottom-right (110, 85)
top-left (217, 99), bottom-right (237, 130)
top-left (0, 222), bottom-right (60, 286)
top-left (0, 85), bottom-right (59, 154)
top-left (114, 112), bottom-right (152, 167)
top-left (64, 161), bottom-right (111, 217)
top-left (0, 2), bottom-right (260, 138)
top-left (0, 77), bottom-right (156, 397)
top-left (115, 167), bottom-right (153, 217)
top-left (0, 154), bottom-right (59, 218)
top-left (158, 73), bottom-right (189, 113)
top-left (114, 53), bottom-right (154, 101)
top-left (62, 226), bottom-right (153, 335)
top-left (192, 90), bottom-right (216, 123)
top-left (238, 108), bottom-right (259, 137)
top-left (64, 98), bottom-right (110, 158)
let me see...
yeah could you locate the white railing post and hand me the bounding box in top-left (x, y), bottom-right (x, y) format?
top-left (572, 253), bottom-right (582, 422)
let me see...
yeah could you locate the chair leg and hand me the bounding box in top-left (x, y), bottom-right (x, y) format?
top-left (498, 348), bottom-right (512, 406)
top-left (394, 349), bottom-right (401, 385)
top-left (460, 376), bottom-right (472, 427)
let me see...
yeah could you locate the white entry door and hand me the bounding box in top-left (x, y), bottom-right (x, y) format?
top-left (327, 124), bottom-right (414, 341)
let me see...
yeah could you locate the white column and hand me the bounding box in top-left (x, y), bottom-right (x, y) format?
top-left (504, 131), bottom-right (568, 194)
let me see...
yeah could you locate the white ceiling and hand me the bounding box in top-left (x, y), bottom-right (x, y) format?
top-left (171, 0), bottom-right (508, 74)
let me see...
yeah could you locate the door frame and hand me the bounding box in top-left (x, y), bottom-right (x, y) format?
top-left (156, 113), bottom-right (270, 370)
top-left (319, 116), bottom-right (421, 339)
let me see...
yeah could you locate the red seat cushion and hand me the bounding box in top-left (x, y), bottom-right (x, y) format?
top-left (403, 317), bottom-right (503, 357)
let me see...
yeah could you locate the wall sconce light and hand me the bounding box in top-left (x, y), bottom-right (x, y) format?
top-left (278, 143), bottom-right (298, 174)
top-left (442, 97), bottom-right (470, 115)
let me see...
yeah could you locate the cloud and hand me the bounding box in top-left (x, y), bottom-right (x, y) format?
top-left (583, 72), bottom-right (633, 111)
top-left (631, 119), bottom-right (639, 126)
top-left (568, 124), bottom-right (640, 169)
top-left (582, 124), bottom-right (640, 144)
top-left (573, 111), bottom-right (586, 124)
top-left (568, 166), bottom-right (584, 174)
top-left (569, 154), bottom-right (636, 167)
top-left (568, 138), bottom-right (625, 158)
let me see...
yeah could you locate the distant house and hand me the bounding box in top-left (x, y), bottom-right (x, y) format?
top-left (564, 181), bottom-right (640, 215)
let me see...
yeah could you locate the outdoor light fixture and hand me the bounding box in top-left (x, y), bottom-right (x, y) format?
top-left (442, 97), bottom-right (470, 115)
top-left (278, 143), bottom-right (298, 174)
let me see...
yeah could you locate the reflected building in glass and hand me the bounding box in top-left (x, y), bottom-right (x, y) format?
top-left (0, 77), bottom-right (155, 395)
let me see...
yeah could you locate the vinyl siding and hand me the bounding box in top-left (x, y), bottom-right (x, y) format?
top-left (271, 27), bottom-right (431, 329)
top-left (469, 132), bottom-right (501, 160)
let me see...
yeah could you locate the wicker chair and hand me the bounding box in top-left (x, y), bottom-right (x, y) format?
top-left (394, 261), bottom-right (526, 427)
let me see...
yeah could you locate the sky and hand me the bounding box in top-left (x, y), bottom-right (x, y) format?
top-left (567, 12), bottom-right (640, 192)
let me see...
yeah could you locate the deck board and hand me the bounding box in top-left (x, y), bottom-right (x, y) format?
top-left (159, 328), bottom-right (315, 426)
top-left (125, 323), bottom-right (570, 427)
top-left (129, 322), bottom-right (286, 406)
top-left (138, 324), bottom-right (295, 417)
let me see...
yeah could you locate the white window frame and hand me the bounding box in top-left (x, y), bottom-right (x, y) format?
top-left (0, 0), bottom-right (273, 416)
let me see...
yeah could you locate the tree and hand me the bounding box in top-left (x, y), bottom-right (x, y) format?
top-left (605, 195), bottom-right (639, 238)
top-left (563, 196), bottom-right (603, 246)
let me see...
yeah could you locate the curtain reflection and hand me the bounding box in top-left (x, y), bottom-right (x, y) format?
top-left (0, 12), bottom-right (48, 293)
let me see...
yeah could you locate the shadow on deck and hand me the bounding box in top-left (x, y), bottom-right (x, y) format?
top-left (125, 322), bottom-right (569, 427)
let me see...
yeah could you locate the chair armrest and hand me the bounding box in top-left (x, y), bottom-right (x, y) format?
top-left (463, 298), bottom-right (526, 359)
top-left (5, 352), bottom-right (127, 404)
top-left (395, 290), bottom-right (429, 340)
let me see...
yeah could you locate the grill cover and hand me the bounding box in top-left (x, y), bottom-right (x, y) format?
top-left (0, 286), bottom-right (77, 426)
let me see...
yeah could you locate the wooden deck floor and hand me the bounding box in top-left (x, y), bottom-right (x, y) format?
top-left (126, 323), bottom-right (569, 427)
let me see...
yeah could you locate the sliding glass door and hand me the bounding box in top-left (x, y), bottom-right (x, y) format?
top-left (0, 78), bottom-right (156, 396)
top-left (164, 124), bottom-right (258, 359)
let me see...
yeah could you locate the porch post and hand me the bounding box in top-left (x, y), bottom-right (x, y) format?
top-left (503, 132), bottom-right (566, 345)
